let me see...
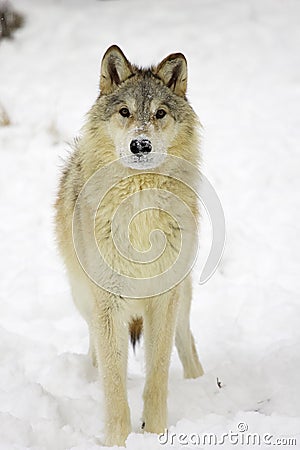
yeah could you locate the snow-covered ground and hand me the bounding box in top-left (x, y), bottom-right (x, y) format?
top-left (1, 0), bottom-right (300, 448)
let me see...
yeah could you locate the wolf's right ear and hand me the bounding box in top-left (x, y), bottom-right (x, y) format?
top-left (100, 45), bottom-right (133, 94)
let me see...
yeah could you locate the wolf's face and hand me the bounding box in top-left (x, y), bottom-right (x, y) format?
top-left (104, 74), bottom-right (182, 170)
top-left (95, 46), bottom-right (196, 170)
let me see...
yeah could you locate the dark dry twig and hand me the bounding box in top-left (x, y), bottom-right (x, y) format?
top-left (216, 377), bottom-right (222, 389)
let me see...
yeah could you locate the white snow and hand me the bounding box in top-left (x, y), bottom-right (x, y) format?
top-left (1, 0), bottom-right (300, 449)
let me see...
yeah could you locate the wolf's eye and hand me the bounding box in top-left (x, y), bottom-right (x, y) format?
top-left (119, 107), bottom-right (130, 118)
top-left (156, 109), bottom-right (167, 119)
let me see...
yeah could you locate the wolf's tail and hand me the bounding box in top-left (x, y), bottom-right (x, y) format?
top-left (129, 317), bottom-right (143, 351)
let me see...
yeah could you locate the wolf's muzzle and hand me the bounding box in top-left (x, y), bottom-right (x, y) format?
top-left (130, 138), bottom-right (152, 155)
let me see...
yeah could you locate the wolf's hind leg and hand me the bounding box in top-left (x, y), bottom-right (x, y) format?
top-left (176, 322), bottom-right (204, 379)
top-left (175, 279), bottom-right (204, 379)
top-left (69, 273), bottom-right (98, 367)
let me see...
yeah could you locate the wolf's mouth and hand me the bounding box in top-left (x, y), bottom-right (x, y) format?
top-left (121, 153), bottom-right (166, 170)
top-left (132, 153), bottom-right (152, 164)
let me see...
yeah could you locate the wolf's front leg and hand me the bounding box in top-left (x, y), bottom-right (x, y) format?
top-left (142, 292), bottom-right (179, 434)
top-left (91, 291), bottom-right (131, 447)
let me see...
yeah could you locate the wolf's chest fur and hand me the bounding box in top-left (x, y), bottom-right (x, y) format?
top-left (92, 173), bottom-right (188, 279)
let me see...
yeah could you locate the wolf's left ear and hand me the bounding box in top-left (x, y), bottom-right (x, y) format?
top-left (155, 53), bottom-right (187, 97)
top-left (100, 45), bottom-right (134, 94)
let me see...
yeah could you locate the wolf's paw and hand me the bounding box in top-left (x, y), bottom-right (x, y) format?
top-left (105, 418), bottom-right (131, 447)
top-left (183, 360), bottom-right (204, 379)
top-left (105, 431), bottom-right (129, 447)
top-left (104, 434), bottom-right (127, 447)
top-left (141, 414), bottom-right (166, 435)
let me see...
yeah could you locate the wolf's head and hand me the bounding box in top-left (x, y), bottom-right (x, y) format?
top-left (87, 45), bottom-right (199, 170)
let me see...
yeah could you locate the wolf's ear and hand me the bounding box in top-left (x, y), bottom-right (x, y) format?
top-left (155, 53), bottom-right (187, 97)
top-left (100, 45), bottom-right (133, 94)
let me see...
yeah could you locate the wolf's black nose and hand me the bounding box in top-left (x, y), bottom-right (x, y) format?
top-left (130, 139), bottom-right (152, 154)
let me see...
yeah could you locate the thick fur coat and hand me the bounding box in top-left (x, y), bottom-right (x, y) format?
top-left (55, 45), bottom-right (203, 447)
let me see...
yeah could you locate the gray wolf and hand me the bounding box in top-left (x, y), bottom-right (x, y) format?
top-left (55, 45), bottom-right (203, 447)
